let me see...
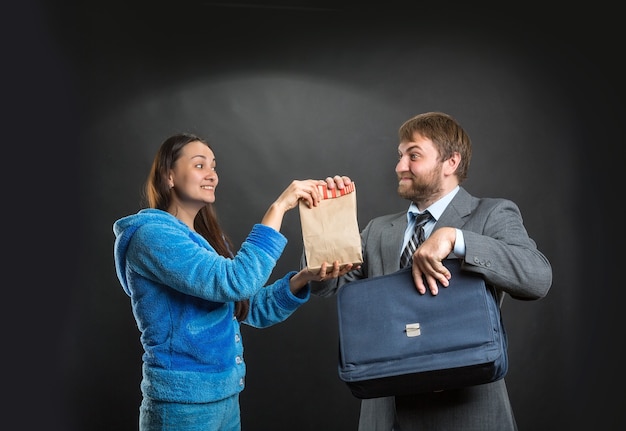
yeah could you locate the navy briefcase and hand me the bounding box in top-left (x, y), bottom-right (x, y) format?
top-left (336, 258), bottom-right (508, 399)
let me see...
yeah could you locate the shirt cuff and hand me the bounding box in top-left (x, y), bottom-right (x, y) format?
top-left (453, 228), bottom-right (466, 257)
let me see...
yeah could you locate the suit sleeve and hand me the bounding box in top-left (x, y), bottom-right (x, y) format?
top-left (460, 198), bottom-right (552, 300)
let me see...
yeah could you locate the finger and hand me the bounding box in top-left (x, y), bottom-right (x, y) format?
top-left (411, 266), bottom-right (427, 295)
top-left (343, 263), bottom-right (357, 275)
top-left (340, 262), bottom-right (352, 275)
top-left (426, 275), bottom-right (439, 296)
top-left (304, 184), bottom-right (320, 207)
top-left (427, 261), bottom-right (451, 287)
top-left (313, 182), bottom-right (324, 205)
top-left (325, 261), bottom-right (336, 277)
top-left (317, 262), bottom-right (328, 280)
top-left (436, 265), bottom-right (451, 287)
top-left (334, 175), bottom-right (352, 189)
top-left (299, 193), bottom-right (313, 208)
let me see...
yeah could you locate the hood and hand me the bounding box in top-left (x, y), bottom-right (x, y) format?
top-left (113, 208), bottom-right (177, 296)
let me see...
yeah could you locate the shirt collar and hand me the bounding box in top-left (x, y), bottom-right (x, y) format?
top-left (406, 185), bottom-right (460, 222)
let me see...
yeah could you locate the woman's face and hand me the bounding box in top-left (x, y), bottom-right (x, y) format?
top-left (169, 140), bottom-right (218, 208)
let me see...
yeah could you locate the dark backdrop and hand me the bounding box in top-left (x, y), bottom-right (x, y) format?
top-left (10, 1), bottom-right (623, 430)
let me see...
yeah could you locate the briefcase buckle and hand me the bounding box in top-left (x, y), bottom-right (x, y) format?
top-left (405, 323), bottom-right (421, 337)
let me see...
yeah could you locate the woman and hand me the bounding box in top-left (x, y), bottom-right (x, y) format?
top-left (113, 133), bottom-right (354, 430)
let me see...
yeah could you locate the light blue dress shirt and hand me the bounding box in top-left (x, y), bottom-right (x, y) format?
top-left (402, 185), bottom-right (466, 257)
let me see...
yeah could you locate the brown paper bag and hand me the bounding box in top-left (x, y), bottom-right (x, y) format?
top-left (299, 182), bottom-right (363, 272)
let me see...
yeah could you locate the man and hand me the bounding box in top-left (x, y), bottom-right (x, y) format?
top-left (310, 112), bottom-right (552, 430)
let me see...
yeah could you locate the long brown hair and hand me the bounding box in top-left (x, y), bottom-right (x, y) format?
top-left (144, 133), bottom-right (250, 321)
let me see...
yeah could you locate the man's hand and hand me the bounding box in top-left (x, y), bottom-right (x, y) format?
top-left (411, 227), bottom-right (456, 295)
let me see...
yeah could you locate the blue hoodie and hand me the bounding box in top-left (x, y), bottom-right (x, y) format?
top-left (113, 208), bottom-right (309, 403)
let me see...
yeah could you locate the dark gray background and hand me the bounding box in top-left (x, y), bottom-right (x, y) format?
top-left (9, 1), bottom-right (623, 430)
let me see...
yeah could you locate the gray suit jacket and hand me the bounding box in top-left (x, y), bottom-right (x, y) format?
top-left (311, 186), bottom-right (551, 300)
top-left (309, 186), bottom-right (552, 431)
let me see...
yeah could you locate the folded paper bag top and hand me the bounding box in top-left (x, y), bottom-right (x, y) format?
top-left (317, 182), bottom-right (355, 198)
top-left (299, 182), bottom-right (363, 272)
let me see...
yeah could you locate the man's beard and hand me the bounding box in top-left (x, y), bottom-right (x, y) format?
top-left (397, 166), bottom-right (442, 202)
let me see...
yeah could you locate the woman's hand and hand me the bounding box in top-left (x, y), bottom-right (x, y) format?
top-left (261, 179), bottom-right (323, 231)
top-left (289, 261), bottom-right (359, 294)
top-left (274, 179), bottom-right (325, 211)
top-left (324, 175), bottom-right (352, 191)
top-left (261, 175), bottom-right (354, 231)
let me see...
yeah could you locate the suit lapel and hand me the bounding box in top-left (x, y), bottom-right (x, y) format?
top-left (378, 188), bottom-right (475, 273)
top-left (435, 187), bottom-right (473, 229)
top-left (383, 212), bottom-right (407, 273)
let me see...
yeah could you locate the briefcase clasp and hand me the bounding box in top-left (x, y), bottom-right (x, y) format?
top-left (405, 323), bottom-right (421, 337)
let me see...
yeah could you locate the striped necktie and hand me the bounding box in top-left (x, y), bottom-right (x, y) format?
top-left (400, 211), bottom-right (432, 268)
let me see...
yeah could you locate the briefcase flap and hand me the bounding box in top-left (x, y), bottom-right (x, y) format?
top-left (336, 258), bottom-right (506, 394)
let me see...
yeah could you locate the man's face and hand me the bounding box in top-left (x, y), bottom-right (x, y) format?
top-left (396, 134), bottom-right (443, 202)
